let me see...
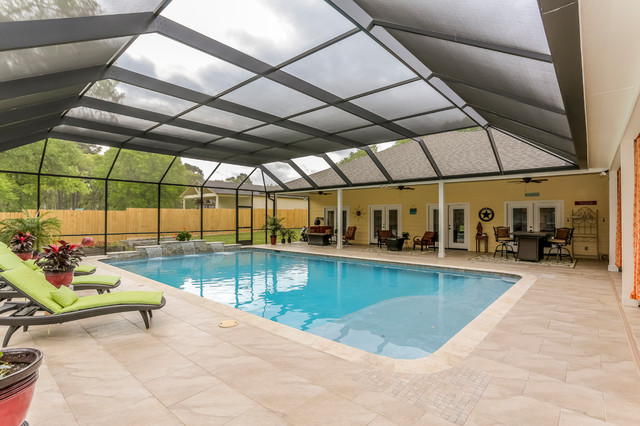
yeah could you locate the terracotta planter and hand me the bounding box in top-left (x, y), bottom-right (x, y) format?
top-left (0, 348), bottom-right (43, 426)
top-left (43, 269), bottom-right (75, 288)
top-left (270, 235), bottom-right (277, 245)
top-left (12, 251), bottom-right (33, 261)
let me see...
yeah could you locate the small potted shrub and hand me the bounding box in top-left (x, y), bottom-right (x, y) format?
top-left (37, 241), bottom-right (85, 288)
top-left (9, 232), bottom-right (36, 261)
top-left (175, 229), bottom-right (192, 241)
top-left (261, 216), bottom-right (285, 245)
top-left (286, 229), bottom-right (297, 243)
top-left (0, 348), bottom-right (43, 426)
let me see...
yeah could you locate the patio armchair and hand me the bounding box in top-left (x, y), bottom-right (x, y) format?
top-left (413, 231), bottom-right (436, 251)
top-left (343, 226), bottom-right (356, 245)
top-left (493, 226), bottom-right (515, 258)
top-left (377, 230), bottom-right (394, 248)
top-left (546, 227), bottom-right (574, 262)
top-left (0, 264), bottom-right (165, 347)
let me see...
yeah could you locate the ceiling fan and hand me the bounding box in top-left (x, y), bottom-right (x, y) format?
top-left (508, 177), bottom-right (548, 184)
top-left (389, 185), bottom-right (415, 191)
top-left (316, 191), bottom-right (331, 195)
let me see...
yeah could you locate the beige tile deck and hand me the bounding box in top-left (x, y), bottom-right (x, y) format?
top-left (6, 245), bottom-right (640, 425)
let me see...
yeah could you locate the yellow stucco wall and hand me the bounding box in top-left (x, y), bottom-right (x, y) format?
top-left (309, 173), bottom-right (609, 256)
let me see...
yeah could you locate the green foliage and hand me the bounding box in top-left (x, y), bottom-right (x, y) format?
top-left (225, 173), bottom-right (251, 184)
top-left (261, 215), bottom-right (285, 236)
top-left (337, 146), bottom-right (377, 165)
top-left (0, 210), bottom-right (62, 249)
top-left (175, 229), bottom-right (193, 241)
top-left (0, 140), bottom-right (204, 212)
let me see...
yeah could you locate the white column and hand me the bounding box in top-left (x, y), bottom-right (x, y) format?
top-left (620, 137), bottom-right (637, 306)
top-left (608, 153), bottom-right (620, 272)
top-left (337, 189), bottom-right (343, 249)
top-left (438, 181), bottom-right (445, 258)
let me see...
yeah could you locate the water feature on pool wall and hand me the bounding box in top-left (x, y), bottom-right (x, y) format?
top-left (106, 239), bottom-right (242, 261)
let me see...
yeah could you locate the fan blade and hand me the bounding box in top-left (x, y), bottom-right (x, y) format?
top-left (531, 179), bottom-right (548, 183)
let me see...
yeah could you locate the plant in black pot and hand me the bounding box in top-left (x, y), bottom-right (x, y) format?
top-left (9, 232), bottom-right (36, 261)
top-left (261, 216), bottom-right (285, 245)
top-left (287, 229), bottom-right (297, 244)
top-left (37, 240), bottom-right (85, 288)
top-left (0, 348), bottom-right (43, 426)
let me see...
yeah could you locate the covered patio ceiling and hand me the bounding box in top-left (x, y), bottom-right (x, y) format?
top-left (0, 0), bottom-right (587, 193)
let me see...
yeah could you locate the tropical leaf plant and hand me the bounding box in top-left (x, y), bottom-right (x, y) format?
top-left (37, 240), bottom-right (85, 273)
top-left (0, 210), bottom-right (61, 250)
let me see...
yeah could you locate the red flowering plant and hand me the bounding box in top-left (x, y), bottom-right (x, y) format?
top-left (9, 231), bottom-right (36, 253)
top-left (174, 229), bottom-right (192, 241)
top-left (36, 240), bottom-right (85, 273)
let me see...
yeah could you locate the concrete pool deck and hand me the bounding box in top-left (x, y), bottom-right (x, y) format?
top-left (10, 245), bottom-right (640, 425)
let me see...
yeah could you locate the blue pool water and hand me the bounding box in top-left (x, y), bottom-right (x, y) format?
top-left (106, 250), bottom-right (517, 359)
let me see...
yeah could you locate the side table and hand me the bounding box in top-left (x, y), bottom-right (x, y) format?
top-left (475, 234), bottom-right (488, 253)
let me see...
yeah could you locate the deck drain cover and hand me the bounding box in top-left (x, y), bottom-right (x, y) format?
top-left (219, 319), bottom-right (239, 328)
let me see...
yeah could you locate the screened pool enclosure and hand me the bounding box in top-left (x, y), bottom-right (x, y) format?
top-left (0, 0), bottom-right (586, 247)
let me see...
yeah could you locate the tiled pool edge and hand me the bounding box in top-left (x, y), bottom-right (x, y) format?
top-left (94, 249), bottom-right (536, 374)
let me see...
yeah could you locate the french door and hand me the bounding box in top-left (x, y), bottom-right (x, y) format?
top-left (505, 201), bottom-right (563, 236)
top-left (324, 207), bottom-right (348, 235)
top-left (369, 204), bottom-right (401, 244)
top-left (427, 203), bottom-right (469, 249)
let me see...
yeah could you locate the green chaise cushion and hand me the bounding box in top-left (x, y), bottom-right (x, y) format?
top-left (0, 252), bottom-right (25, 270)
top-left (71, 275), bottom-right (120, 287)
top-left (50, 285), bottom-right (79, 307)
top-left (75, 265), bottom-right (96, 275)
top-left (23, 259), bottom-right (40, 270)
top-left (0, 265), bottom-right (63, 313)
top-left (58, 291), bottom-right (164, 313)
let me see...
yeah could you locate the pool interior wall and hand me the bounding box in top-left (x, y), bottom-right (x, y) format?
top-left (105, 249), bottom-right (520, 360)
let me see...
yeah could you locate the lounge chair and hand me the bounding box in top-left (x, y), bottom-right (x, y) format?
top-left (0, 252), bottom-right (120, 294)
top-left (343, 226), bottom-right (356, 245)
top-left (413, 231), bottom-right (436, 251)
top-left (0, 245), bottom-right (96, 276)
top-left (0, 264), bottom-right (165, 346)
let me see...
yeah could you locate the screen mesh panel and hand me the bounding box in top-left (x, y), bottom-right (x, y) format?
top-left (373, 140), bottom-right (437, 180)
top-left (491, 129), bottom-right (573, 170)
top-left (423, 129), bottom-right (499, 176)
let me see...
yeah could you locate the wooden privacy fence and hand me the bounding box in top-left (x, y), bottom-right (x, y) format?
top-left (0, 208), bottom-right (308, 242)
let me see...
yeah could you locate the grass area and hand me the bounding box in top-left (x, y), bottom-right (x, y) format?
top-left (203, 231), bottom-right (266, 245)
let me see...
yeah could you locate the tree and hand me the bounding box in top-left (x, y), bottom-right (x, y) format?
top-left (337, 146), bottom-right (377, 165)
top-left (225, 173), bottom-right (251, 184)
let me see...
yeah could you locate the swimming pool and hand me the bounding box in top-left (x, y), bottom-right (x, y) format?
top-left (106, 250), bottom-right (517, 359)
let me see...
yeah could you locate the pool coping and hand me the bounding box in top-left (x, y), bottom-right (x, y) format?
top-left (97, 247), bottom-right (536, 374)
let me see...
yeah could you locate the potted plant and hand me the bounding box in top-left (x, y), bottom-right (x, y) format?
top-left (279, 228), bottom-right (288, 244)
top-left (287, 229), bottom-right (297, 243)
top-left (0, 211), bottom-right (61, 255)
top-left (9, 232), bottom-right (36, 261)
top-left (37, 241), bottom-right (85, 288)
top-left (175, 229), bottom-right (192, 241)
top-left (261, 216), bottom-right (285, 245)
top-left (0, 348), bottom-right (43, 426)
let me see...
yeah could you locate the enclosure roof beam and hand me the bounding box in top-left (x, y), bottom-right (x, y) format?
top-left (0, 131), bottom-right (49, 152)
top-left (321, 154), bottom-right (352, 186)
top-left (0, 97), bottom-right (79, 127)
top-left (258, 166), bottom-right (290, 192)
top-left (0, 66), bottom-right (106, 101)
top-left (286, 161), bottom-right (319, 190)
top-left (362, 146), bottom-right (393, 183)
top-left (0, 13), bottom-right (155, 52)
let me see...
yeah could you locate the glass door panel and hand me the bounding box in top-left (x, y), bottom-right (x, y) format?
top-left (447, 204), bottom-right (468, 249)
top-left (507, 203), bottom-right (533, 232)
top-left (370, 206), bottom-right (383, 244)
top-left (388, 208), bottom-right (399, 237)
top-left (537, 207), bottom-right (556, 235)
top-left (451, 208), bottom-right (465, 243)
